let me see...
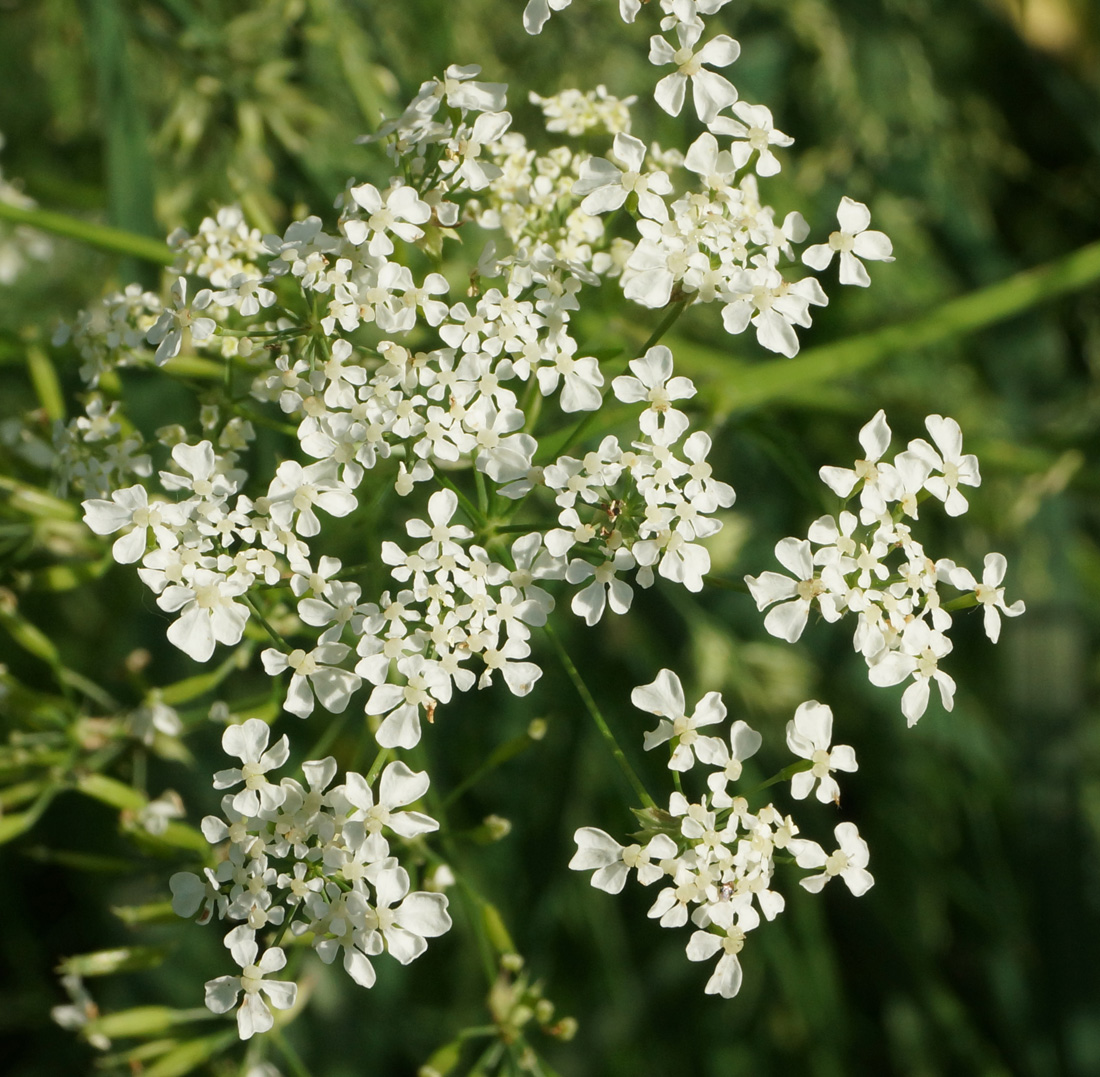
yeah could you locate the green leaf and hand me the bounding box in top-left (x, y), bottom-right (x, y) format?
top-left (0, 605), bottom-right (62, 666)
top-left (111, 900), bottom-right (178, 925)
top-left (84, 0), bottom-right (160, 284)
top-left (158, 651), bottom-right (245, 706)
top-left (0, 200), bottom-right (171, 266)
top-left (86, 1005), bottom-right (211, 1039)
top-left (57, 946), bottom-right (166, 978)
top-left (26, 342), bottom-right (65, 422)
top-left (140, 1030), bottom-right (238, 1077)
top-left (76, 772), bottom-right (146, 812)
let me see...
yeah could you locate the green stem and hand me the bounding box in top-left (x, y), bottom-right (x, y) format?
top-left (544, 623), bottom-right (656, 809)
top-left (242, 595), bottom-right (291, 652)
top-left (0, 200), bottom-right (173, 266)
top-left (682, 237), bottom-right (1100, 413)
top-left (430, 465), bottom-right (488, 529)
top-left (701, 574), bottom-right (750, 593)
top-left (364, 747), bottom-right (391, 785)
top-left (547, 297), bottom-right (691, 462)
top-left (942, 592), bottom-right (978, 612)
top-left (748, 759), bottom-right (813, 796)
top-left (269, 1028), bottom-right (313, 1077)
top-left (442, 730), bottom-right (539, 810)
top-left (638, 296), bottom-right (690, 356)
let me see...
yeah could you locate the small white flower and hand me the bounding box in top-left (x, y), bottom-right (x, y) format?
top-left (212, 719), bottom-right (290, 816)
top-left (745, 537), bottom-right (839, 643)
top-left (790, 822), bottom-right (874, 897)
top-left (569, 827), bottom-right (679, 894)
top-left (573, 133), bottom-right (673, 222)
top-left (204, 925), bottom-right (297, 1040)
top-left (802, 197), bottom-right (894, 286)
top-left (685, 896), bottom-right (759, 998)
top-left (818, 409), bottom-right (900, 518)
top-left (948, 553), bottom-right (1025, 644)
top-left (785, 700), bottom-right (857, 804)
top-left (910, 414), bottom-right (981, 517)
top-left (710, 102), bottom-right (793, 177)
top-left (649, 23), bottom-right (740, 124)
top-left (706, 720), bottom-right (762, 806)
top-left (261, 644), bottom-right (362, 719)
top-left (611, 344), bottom-right (696, 423)
top-left (632, 668), bottom-right (727, 772)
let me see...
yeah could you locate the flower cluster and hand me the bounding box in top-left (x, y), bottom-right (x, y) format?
top-left (170, 719), bottom-right (450, 1038)
top-left (571, 673), bottom-right (871, 998)
top-left (43, 0), bottom-right (1023, 1048)
top-left (746, 410), bottom-right (1025, 724)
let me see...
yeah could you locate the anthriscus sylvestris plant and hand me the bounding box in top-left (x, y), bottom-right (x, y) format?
top-left (50, 0), bottom-right (1022, 1063)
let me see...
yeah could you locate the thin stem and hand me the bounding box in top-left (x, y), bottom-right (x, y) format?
top-left (304, 709), bottom-right (349, 763)
top-left (547, 297), bottom-right (691, 463)
top-left (243, 595), bottom-right (291, 652)
top-left (701, 574), bottom-right (751, 593)
top-left (544, 622), bottom-right (656, 809)
top-left (364, 747), bottom-right (392, 785)
top-left (269, 1028), bottom-right (313, 1077)
top-left (748, 759), bottom-right (813, 796)
top-left (442, 730), bottom-right (538, 809)
top-left (474, 465), bottom-right (490, 517)
top-left (431, 465), bottom-right (489, 529)
top-left (0, 200), bottom-right (173, 266)
top-left (638, 296), bottom-right (690, 356)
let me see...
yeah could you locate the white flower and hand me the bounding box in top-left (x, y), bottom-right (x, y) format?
top-left (569, 827), bottom-right (679, 893)
top-left (212, 719), bottom-right (290, 816)
top-left (867, 619), bottom-right (955, 726)
top-left (536, 338), bottom-right (605, 413)
top-left (949, 553), bottom-right (1025, 644)
top-left (266, 459), bottom-right (358, 537)
top-left (710, 102), bottom-right (793, 177)
top-left (82, 485), bottom-right (185, 564)
top-left (405, 489), bottom-right (473, 559)
top-left (567, 548), bottom-right (636, 625)
top-left (204, 925), bottom-right (297, 1040)
top-left (523, 0), bottom-right (572, 35)
top-left (785, 700), bottom-right (857, 804)
top-left (336, 760), bottom-right (440, 865)
top-left (261, 644), bottom-right (362, 719)
top-left (157, 568), bottom-right (250, 663)
top-left (706, 720), bottom-right (762, 806)
top-left (818, 409), bottom-right (900, 518)
top-left (573, 133), bottom-right (673, 222)
top-left (632, 668), bottom-right (727, 771)
top-left (649, 23), bottom-right (740, 123)
top-left (910, 414), bottom-right (981, 517)
top-left (685, 896), bottom-right (759, 998)
top-left (611, 344), bottom-right (696, 423)
top-left (802, 197), bottom-right (894, 286)
top-left (359, 860), bottom-right (452, 965)
top-left (344, 183), bottom-right (431, 255)
top-left (365, 654), bottom-right (452, 749)
top-left (147, 277), bottom-right (216, 364)
top-left (745, 537), bottom-right (838, 643)
top-left (790, 822), bottom-right (874, 897)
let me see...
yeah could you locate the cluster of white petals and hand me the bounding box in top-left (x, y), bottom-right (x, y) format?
top-left (48, 0), bottom-right (1023, 1041)
top-left (171, 719), bottom-right (450, 1036)
top-left (747, 410), bottom-right (1025, 724)
top-left (571, 677), bottom-right (872, 998)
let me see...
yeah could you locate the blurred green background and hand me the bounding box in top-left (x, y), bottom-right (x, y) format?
top-left (2, 0), bottom-right (1100, 1074)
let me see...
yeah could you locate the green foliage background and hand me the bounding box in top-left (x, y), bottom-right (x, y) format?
top-left (1, 0), bottom-right (1099, 1074)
